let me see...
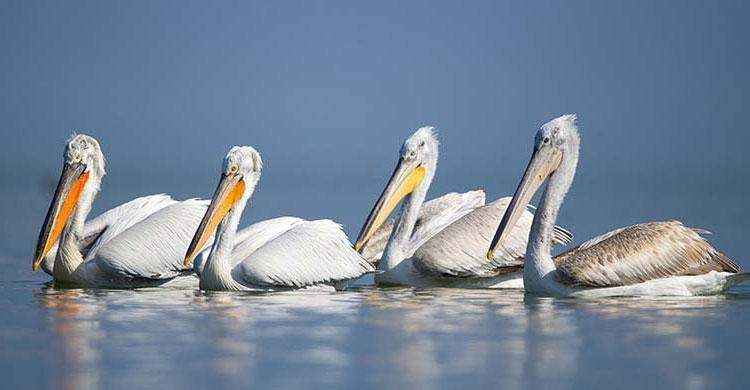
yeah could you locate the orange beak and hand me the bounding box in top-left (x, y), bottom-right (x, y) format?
top-left (33, 162), bottom-right (88, 271)
top-left (184, 173), bottom-right (245, 267)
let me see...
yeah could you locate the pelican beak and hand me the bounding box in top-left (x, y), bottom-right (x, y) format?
top-left (354, 157), bottom-right (425, 252)
top-left (184, 173), bottom-right (245, 266)
top-left (33, 162), bottom-right (88, 271)
top-left (487, 145), bottom-right (562, 260)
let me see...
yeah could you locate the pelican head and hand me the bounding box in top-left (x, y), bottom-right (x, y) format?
top-left (487, 114), bottom-right (579, 259)
top-left (33, 134), bottom-right (106, 271)
top-left (354, 126), bottom-right (438, 252)
top-left (184, 146), bottom-right (262, 266)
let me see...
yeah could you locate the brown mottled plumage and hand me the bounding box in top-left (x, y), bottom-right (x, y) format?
top-left (554, 221), bottom-right (739, 287)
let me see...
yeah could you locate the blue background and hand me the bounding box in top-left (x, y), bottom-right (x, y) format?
top-left (1, 0), bottom-right (748, 263)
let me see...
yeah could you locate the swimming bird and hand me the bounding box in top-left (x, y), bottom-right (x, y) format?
top-left (33, 134), bottom-right (209, 288)
top-left (353, 127), bottom-right (572, 288)
top-left (487, 114), bottom-right (749, 297)
top-left (357, 190), bottom-right (487, 265)
top-left (183, 146), bottom-right (375, 291)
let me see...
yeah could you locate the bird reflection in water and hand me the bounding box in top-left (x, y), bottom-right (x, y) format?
top-left (35, 288), bottom-right (104, 390)
top-left (30, 286), bottom-right (744, 389)
top-left (189, 291), bottom-right (363, 388)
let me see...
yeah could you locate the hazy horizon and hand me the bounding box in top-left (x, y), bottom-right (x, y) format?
top-left (2, 1), bottom-right (749, 264)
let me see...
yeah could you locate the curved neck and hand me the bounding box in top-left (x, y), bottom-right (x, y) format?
top-left (525, 143), bottom-right (578, 283)
top-left (202, 185), bottom-right (255, 288)
top-left (55, 174), bottom-right (101, 280)
top-left (380, 161), bottom-right (436, 271)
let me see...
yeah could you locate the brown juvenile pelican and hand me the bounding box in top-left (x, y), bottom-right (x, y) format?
top-left (354, 127), bottom-right (572, 288)
top-left (488, 114), bottom-right (750, 297)
top-left (183, 146), bottom-right (375, 291)
top-left (33, 134), bottom-right (210, 288)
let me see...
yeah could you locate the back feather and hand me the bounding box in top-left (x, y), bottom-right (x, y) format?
top-left (95, 199), bottom-right (210, 279)
top-left (239, 220), bottom-right (375, 288)
top-left (359, 190), bottom-right (486, 264)
top-left (556, 221), bottom-right (739, 287)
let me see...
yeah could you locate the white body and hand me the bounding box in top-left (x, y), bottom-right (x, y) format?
top-left (35, 135), bottom-right (214, 288)
top-left (191, 146), bottom-right (375, 292)
top-left (357, 128), bottom-right (571, 289)
top-left (48, 194), bottom-right (207, 288)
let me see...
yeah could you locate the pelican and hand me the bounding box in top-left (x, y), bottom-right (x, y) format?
top-left (353, 127), bottom-right (572, 288)
top-left (357, 190), bottom-right (487, 264)
top-left (488, 114), bottom-right (750, 297)
top-left (33, 134), bottom-right (210, 288)
top-left (183, 146), bottom-right (375, 291)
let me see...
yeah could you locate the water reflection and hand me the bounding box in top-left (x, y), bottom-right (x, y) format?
top-left (25, 285), bottom-right (750, 389)
top-left (35, 289), bottom-right (103, 390)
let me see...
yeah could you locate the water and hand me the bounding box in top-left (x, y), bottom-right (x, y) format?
top-left (2, 177), bottom-right (749, 390)
top-left (2, 276), bottom-right (750, 389)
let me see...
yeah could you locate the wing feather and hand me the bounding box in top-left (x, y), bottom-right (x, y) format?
top-left (94, 199), bottom-right (209, 279)
top-left (359, 190), bottom-right (486, 264)
top-left (239, 220), bottom-right (375, 288)
top-left (193, 216), bottom-right (304, 274)
top-left (556, 221), bottom-right (739, 287)
top-left (40, 194), bottom-right (176, 275)
top-left (413, 197), bottom-right (572, 278)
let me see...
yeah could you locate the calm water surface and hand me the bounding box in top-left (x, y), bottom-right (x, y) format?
top-left (2, 184), bottom-right (749, 390)
top-left (2, 266), bottom-right (749, 389)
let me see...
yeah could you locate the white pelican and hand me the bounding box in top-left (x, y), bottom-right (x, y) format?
top-left (353, 127), bottom-right (572, 288)
top-left (488, 114), bottom-right (750, 297)
top-left (358, 190), bottom-right (487, 264)
top-left (183, 146), bottom-right (375, 291)
top-left (33, 134), bottom-right (209, 288)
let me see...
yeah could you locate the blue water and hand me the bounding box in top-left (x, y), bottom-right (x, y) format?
top-left (1, 181), bottom-right (749, 390)
top-left (2, 275), bottom-right (750, 389)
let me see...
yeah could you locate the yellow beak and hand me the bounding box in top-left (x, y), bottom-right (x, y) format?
top-left (184, 173), bottom-right (245, 267)
top-left (354, 157), bottom-right (425, 252)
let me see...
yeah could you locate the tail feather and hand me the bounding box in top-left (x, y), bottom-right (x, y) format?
top-left (726, 272), bottom-right (750, 289)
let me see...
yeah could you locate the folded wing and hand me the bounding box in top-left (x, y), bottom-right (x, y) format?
top-left (239, 220), bottom-right (375, 288)
top-left (94, 198), bottom-right (210, 279)
top-left (193, 216), bottom-right (304, 274)
top-left (359, 190), bottom-right (486, 264)
top-left (555, 221), bottom-right (739, 287)
top-left (413, 197), bottom-right (573, 278)
top-left (40, 194), bottom-right (176, 275)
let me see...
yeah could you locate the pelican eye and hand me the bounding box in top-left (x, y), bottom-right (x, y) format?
top-left (228, 164), bottom-right (239, 174)
top-left (543, 137), bottom-right (550, 144)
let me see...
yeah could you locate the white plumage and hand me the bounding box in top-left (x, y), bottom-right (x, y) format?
top-left (185, 146), bottom-right (375, 291)
top-left (239, 220), bottom-right (374, 289)
top-left (488, 114), bottom-right (748, 297)
top-left (359, 190), bottom-right (486, 264)
top-left (40, 194), bottom-right (175, 274)
top-left (95, 199), bottom-right (209, 279)
top-left (354, 127), bottom-right (572, 288)
top-left (33, 135), bottom-right (209, 288)
top-left (193, 216), bottom-right (304, 275)
top-left (415, 197), bottom-right (571, 277)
